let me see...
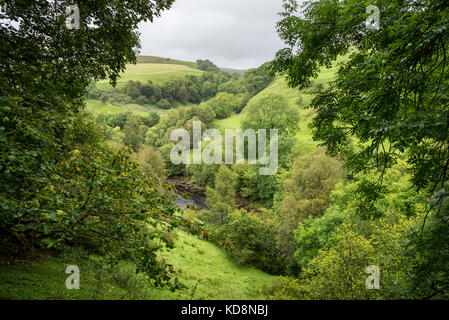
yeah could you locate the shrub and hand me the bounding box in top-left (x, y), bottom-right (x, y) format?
top-left (136, 95), bottom-right (148, 105)
top-left (156, 98), bottom-right (171, 109)
top-left (215, 210), bottom-right (281, 273)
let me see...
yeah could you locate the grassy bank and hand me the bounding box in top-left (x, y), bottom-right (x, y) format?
top-left (0, 231), bottom-right (276, 300)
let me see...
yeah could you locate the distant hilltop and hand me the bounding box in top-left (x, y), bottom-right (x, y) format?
top-left (136, 55), bottom-right (247, 76)
top-left (136, 55), bottom-right (198, 68)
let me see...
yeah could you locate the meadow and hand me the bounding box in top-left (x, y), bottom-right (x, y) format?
top-left (0, 231), bottom-right (276, 300)
top-left (96, 63), bottom-right (204, 90)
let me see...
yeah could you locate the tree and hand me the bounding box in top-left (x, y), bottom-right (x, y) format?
top-left (206, 92), bottom-right (236, 119)
top-left (196, 59), bottom-right (220, 72)
top-left (156, 98), bottom-right (171, 109)
top-left (0, 0), bottom-right (178, 288)
top-left (124, 80), bottom-right (142, 100)
top-left (161, 81), bottom-right (177, 102)
top-left (101, 93), bottom-right (110, 104)
top-left (136, 95), bottom-right (147, 105)
top-left (205, 166), bottom-right (238, 224)
top-left (158, 143), bottom-right (186, 177)
top-left (135, 146), bottom-right (166, 182)
top-left (86, 81), bottom-right (99, 99)
top-left (241, 93), bottom-right (300, 135)
top-left (122, 116), bottom-right (147, 151)
top-left (269, 0), bottom-right (449, 296)
top-left (215, 210), bottom-right (281, 273)
top-left (279, 150), bottom-right (343, 222)
top-left (140, 84), bottom-right (154, 99)
top-left (278, 216), bottom-right (420, 299)
top-left (293, 160), bottom-right (425, 271)
top-left (243, 63), bottom-right (274, 94)
top-left (187, 162), bottom-right (220, 188)
top-left (275, 149), bottom-right (343, 272)
top-left (218, 79), bottom-right (247, 95)
top-left (270, 0), bottom-right (449, 193)
top-left (140, 112), bottom-right (160, 128)
top-left (200, 81), bottom-right (217, 100)
top-left (175, 85), bottom-right (189, 104)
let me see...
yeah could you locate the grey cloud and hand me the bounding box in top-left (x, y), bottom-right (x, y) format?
top-left (138, 0), bottom-right (285, 69)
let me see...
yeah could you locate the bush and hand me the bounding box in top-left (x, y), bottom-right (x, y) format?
top-left (122, 116), bottom-right (148, 151)
top-left (157, 98), bottom-right (171, 109)
top-left (205, 92), bottom-right (237, 119)
top-left (158, 143), bottom-right (186, 177)
top-left (279, 214), bottom-right (423, 299)
top-left (1, 111), bottom-right (179, 288)
top-left (136, 95), bottom-right (148, 105)
top-left (100, 93), bottom-right (110, 104)
top-left (135, 146), bottom-right (166, 182)
top-left (215, 210), bottom-right (281, 273)
top-left (205, 166), bottom-right (238, 224)
top-left (140, 112), bottom-right (160, 128)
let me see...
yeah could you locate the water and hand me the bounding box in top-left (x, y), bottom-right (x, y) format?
top-left (174, 191), bottom-right (208, 211)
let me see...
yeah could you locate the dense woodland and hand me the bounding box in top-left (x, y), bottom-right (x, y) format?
top-left (1, 0), bottom-right (449, 300)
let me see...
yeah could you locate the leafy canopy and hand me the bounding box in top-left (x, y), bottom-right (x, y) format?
top-left (270, 0), bottom-right (449, 194)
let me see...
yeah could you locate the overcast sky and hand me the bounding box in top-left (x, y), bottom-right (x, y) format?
top-left (138, 0), bottom-right (286, 69)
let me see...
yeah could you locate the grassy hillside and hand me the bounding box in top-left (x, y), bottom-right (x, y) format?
top-left (212, 61), bottom-right (341, 154)
top-left (137, 55), bottom-right (198, 69)
top-left (85, 99), bottom-right (172, 116)
top-left (97, 63), bottom-right (204, 90)
top-left (152, 231), bottom-right (276, 300)
top-left (0, 231), bottom-right (275, 300)
top-left (85, 99), bottom-right (152, 116)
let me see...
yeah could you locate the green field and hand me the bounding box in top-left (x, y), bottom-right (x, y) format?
top-left (136, 55), bottom-right (199, 69)
top-left (85, 99), bottom-right (151, 116)
top-left (0, 231), bottom-right (276, 300)
top-left (97, 63), bottom-right (204, 90)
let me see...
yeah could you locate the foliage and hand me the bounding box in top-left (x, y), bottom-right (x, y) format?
top-left (238, 165), bottom-right (278, 206)
top-left (158, 143), bottom-right (186, 177)
top-left (243, 62), bottom-right (275, 95)
top-left (273, 162), bottom-right (430, 298)
top-left (293, 160), bottom-right (427, 266)
top-left (187, 162), bottom-right (220, 189)
top-left (279, 214), bottom-right (424, 299)
top-left (205, 166), bottom-right (238, 224)
top-left (278, 149), bottom-right (343, 222)
top-left (196, 59), bottom-right (221, 72)
top-left (270, 0), bottom-right (449, 208)
top-left (146, 103), bottom-right (216, 149)
top-left (0, 231), bottom-right (276, 300)
top-left (135, 146), bottom-right (166, 182)
top-left (156, 98), bottom-right (171, 109)
top-left (273, 149), bottom-right (343, 273)
top-left (2, 112), bottom-right (179, 288)
top-left (215, 210), bottom-right (281, 274)
top-left (241, 93), bottom-right (300, 136)
top-left (204, 92), bottom-right (239, 119)
top-left (0, 0), bottom-right (180, 288)
top-left (270, 0), bottom-right (449, 297)
top-left (122, 116), bottom-right (148, 151)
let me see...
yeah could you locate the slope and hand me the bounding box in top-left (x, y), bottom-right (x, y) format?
top-left (0, 231), bottom-right (276, 300)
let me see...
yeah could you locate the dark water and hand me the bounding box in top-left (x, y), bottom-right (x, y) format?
top-left (174, 191), bottom-right (208, 211)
